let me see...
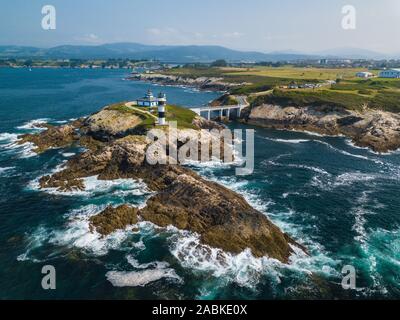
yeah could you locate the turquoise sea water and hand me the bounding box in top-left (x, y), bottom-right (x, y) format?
top-left (0, 68), bottom-right (399, 299)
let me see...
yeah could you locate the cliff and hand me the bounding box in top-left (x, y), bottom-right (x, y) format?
top-left (246, 104), bottom-right (400, 153)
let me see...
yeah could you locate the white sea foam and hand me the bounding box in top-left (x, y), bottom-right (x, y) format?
top-left (17, 226), bottom-right (50, 263)
top-left (0, 132), bottom-right (19, 143)
top-left (0, 166), bottom-right (15, 176)
top-left (263, 137), bottom-right (310, 144)
top-left (31, 175), bottom-right (151, 199)
top-left (106, 262), bottom-right (182, 287)
top-left (0, 131), bottom-right (37, 158)
top-left (3, 141), bottom-right (37, 158)
top-left (345, 194), bottom-right (393, 294)
top-left (49, 204), bottom-right (135, 256)
top-left (169, 230), bottom-right (282, 288)
top-left (315, 140), bottom-right (383, 164)
top-left (334, 172), bottom-right (376, 187)
top-left (265, 160), bottom-right (330, 176)
top-left (61, 152), bottom-right (76, 157)
top-left (169, 228), bottom-right (340, 290)
top-left (16, 118), bottom-right (50, 131)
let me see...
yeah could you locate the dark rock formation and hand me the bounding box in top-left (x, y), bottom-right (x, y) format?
top-left (139, 173), bottom-right (301, 262)
top-left (89, 205), bottom-right (138, 236)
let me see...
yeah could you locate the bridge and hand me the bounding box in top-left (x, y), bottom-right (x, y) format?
top-left (190, 96), bottom-right (249, 121)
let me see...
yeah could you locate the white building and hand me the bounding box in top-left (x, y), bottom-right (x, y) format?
top-left (135, 90), bottom-right (168, 126)
top-left (136, 90), bottom-right (159, 107)
top-left (356, 71), bottom-right (374, 78)
top-left (379, 69), bottom-right (400, 78)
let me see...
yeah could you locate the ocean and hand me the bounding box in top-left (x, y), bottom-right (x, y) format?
top-left (0, 68), bottom-right (399, 299)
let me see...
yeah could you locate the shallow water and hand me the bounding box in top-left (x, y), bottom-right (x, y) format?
top-left (0, 68), bottom-right (399, 299)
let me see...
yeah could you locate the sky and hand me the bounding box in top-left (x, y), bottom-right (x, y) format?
top-left (1, 0), bottom-right (400, 54)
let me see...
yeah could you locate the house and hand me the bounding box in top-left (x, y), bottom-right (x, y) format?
top-left (135, 90), bottom-right (168, 125)
top-left (356, 71), bottom-right (374, 78)
top-left (379, 69), bottom-right (400, 78)
top-left (136, 90), bottom-right (159, 107)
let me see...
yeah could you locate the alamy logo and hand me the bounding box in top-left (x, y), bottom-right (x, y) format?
top-left (341, 265), bottom-right (356, 290)
top-left (41, 265), bottom-right (56, 290)
top-left (41, 5), bottom-right (56, 30)
top-left (145, 122), bottom-right (254, 175)
top-left (341, 5), bottom-right (356, 30)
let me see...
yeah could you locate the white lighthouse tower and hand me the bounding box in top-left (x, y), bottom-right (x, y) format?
top-left (157, 92), bottom-right (167, 125)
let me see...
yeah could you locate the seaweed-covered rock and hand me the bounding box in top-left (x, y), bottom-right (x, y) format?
top-left (90, 205), bottom-right (138, 236)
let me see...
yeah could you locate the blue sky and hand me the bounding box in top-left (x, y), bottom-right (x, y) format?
top-left (1, 0), bottom-right (399, 53)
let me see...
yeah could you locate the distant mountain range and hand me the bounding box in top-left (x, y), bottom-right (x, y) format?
top-left (0, 43), bottom-right (396, 62)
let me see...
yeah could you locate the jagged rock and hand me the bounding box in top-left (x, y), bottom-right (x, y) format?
top-left (192, 116), bottom-right (225, 130)
top-left (247, 104), bottom-right (400, 153)
top-left (139, 173), bottom-right (302, 262)
top-left (89, 205), bottom-right (139, 236)
top-left (18, 123), bottom-right (79, 153)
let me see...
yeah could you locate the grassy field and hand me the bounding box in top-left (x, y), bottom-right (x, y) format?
top-left (226, 66), bottom-right (374, 80)
top-left (163, 66), bottom-right (400, 112)
top-left (106, 103), bottom-right (198, 129)
top-left (255, 87), bottom-right (400, 113)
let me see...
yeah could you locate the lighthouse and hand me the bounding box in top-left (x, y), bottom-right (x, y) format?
top-left (157, 92), bottom-right (167, 125)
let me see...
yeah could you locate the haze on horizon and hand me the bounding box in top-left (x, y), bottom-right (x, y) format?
top-left (1, 0), bottom-right (400, 55)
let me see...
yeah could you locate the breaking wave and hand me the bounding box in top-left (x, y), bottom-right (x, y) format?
top-left (106, 255), bottom-right (182, 287)
top-left (29, 175), bottom-right (152, 199)
top-left (16, 118), bottom-right (50, 132)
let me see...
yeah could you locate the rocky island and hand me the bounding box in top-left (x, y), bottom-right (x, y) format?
top-left (18, 102), bottom-right (305, 263)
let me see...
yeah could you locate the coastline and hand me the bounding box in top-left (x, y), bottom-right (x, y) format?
top-left (127, 74), bottom-right (400, 154)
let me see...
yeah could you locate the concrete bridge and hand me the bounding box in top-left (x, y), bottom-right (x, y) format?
top-left (190, 96), bottom-right (249, 121)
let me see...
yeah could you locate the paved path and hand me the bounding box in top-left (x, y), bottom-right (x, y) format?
top-left (125, 102), bottom-right (158, 120)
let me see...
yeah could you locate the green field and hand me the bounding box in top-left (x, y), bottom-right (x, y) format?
top-left (106, 103), bottom-right (198, 129)
top-left (164, 66), bottom-right (400, 112)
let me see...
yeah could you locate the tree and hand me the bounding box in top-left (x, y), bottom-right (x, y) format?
top-left (211, 59), bottom-right (228, 67)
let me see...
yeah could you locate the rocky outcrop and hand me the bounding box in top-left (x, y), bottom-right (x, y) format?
top-left (21, 101), bottom-right (305, 263)
top-left (17, 122), bottom-right (80, 153)
top-left (37, 130), bottom-right (303, 263)
top-left (89, 205), bottom-right (138, 236)
top-left (82, 108), bottom-right (143, 141)
top-left (129, 73), bottom-right (246, 91)
top-left (247, 104), bottom-right (400, 153)
top-left (192, 116), bottom-right (225, 131)
top-left (139, 173), bottom-right (301, 261)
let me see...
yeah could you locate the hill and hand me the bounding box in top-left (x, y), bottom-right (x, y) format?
top-left (0, 43), bottom-right (317, 62)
